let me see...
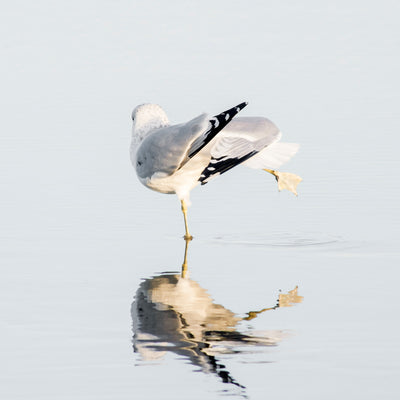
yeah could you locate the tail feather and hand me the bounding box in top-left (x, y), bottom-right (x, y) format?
top-left (242, 142), bottom-right (299, 170)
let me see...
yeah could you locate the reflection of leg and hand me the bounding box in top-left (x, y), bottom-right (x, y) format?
top-left (180, 200), bottom-right (193, 241)
top-left (243, 306), bottom-right (277, 321)
top-left (181, 237), bottom-right (190, 278)
top-left (243, 286), bottom-right (303, 321)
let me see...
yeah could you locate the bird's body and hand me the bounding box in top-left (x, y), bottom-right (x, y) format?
top-left (132, 112), bottom-right (211, 199)
top-left (130, 102), bottom-right (302, 239)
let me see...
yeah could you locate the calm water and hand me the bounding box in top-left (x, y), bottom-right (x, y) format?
top-left (1, 1), bottom-right (400, 399)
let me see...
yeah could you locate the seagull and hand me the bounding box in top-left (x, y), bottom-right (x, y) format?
top-left (130, 102), bottom-right (302, 240)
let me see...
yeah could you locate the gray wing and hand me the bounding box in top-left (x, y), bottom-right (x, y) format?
top-left (135, 113), bottom-right (209, 179)
top-left (135, 102), bottom-right (249, 180)
top-left (199, 117), bottom-right (281, 184)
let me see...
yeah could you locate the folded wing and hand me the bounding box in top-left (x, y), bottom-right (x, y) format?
top-left (136, 102), bottom-right (248, 180)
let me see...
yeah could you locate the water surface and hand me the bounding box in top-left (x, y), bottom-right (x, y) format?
top-left (1, 1), bottom-right (400, 399)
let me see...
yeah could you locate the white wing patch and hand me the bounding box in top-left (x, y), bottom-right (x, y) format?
top-left (211, 137), bottom-right (263, 160)
top-left (210, 130), bottom-right (282, 161)
top-left (243, 142), bottom-right (300, 170)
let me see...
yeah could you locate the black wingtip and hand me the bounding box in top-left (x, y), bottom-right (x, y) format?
top-left (187, 101), bottom-right (248, 160)
top-left (234, 101), bottom-right (248, 112)
top-left (219, 101), bottom-right (248, 119)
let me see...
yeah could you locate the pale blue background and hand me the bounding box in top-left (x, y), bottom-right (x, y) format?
top-left (1, 1), bottom-right (399, 399)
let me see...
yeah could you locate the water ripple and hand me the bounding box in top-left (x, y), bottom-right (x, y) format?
top-left (207, 232), bottom-right (343, 248)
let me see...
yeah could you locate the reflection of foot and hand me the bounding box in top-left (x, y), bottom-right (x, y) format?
top-left (278, 286), bottom-right (303, 307)
top-left (243, 286), bottom-right (303, 320)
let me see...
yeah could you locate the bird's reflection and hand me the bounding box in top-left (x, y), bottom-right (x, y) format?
top-left (131, 239), bottom-right (303, 391)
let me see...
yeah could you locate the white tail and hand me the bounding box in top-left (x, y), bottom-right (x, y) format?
top-left (242, 142), bottom-right (299, 170)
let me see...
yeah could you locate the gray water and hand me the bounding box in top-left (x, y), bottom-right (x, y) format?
top-left (1, 1), bottom-right (400, 399)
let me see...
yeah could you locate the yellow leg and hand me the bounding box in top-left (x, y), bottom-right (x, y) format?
top-left (180, 200), bottom-right (193, 241)
top-left (264, 168), bottom-right (276, 176)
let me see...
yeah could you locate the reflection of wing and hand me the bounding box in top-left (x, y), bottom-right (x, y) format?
top-left (131, 272), bottom-right (282, 389)
top-left (132, 274), bottom-right (241, 353)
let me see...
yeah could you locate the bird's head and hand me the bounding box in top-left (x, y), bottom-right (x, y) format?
top-left (131, 103), bottom-right (170, 143)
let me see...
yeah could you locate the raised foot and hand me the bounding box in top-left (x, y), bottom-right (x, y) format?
top-left (264, 169), bottom-right (302, 196)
